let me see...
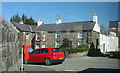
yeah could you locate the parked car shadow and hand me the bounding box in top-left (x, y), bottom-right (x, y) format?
top-left (77, 68), bottom-right (120, 73)
top-left (26, 62), bottom-right (60, 66)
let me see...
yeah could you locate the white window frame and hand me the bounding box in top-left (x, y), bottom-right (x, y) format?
top-left (78, 32), bottom-right (83, 39)
top-left (55, 33), bottom-right (60, 38)
top-left (35, 44), bottom-right (40, 49)
top-left (78, 41), bottom-right (83, 46)
top-left (42, 31), bottom-right (46, 41)
top-left (36, 32), bottom-right (40, 41)
top-left (26, 33), bottom-right (29, 39)
top-left (55, 41), bottom-right (60, 47)
top-left (42, 44), bottom-right (46, 48)
top-left (43, 37), bottom-right (46, 41)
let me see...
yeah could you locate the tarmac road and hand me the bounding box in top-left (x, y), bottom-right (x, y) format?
top-left (24, 57), bottom-right (120, 72)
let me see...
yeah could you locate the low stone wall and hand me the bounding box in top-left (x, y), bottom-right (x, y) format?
top-left (0, 46), bottom-right (20, 72)
top-left (68, 51), bottom-right (88, 58)
top-left (0, 17), bottom-right (20, 72)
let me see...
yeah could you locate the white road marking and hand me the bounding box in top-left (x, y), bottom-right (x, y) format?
top-left (65, 69), bottom-right (76, 71)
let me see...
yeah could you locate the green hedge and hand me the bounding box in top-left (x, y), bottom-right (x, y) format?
top-left (61, 45), bottom-right (89, 54)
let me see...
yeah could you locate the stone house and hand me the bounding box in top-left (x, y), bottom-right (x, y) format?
top-left (33, 12), bottom-right (100, 49)
top-left (12, 12), bottom-right (100, 49)
top-left (12, 22), bottom-right (36, 49)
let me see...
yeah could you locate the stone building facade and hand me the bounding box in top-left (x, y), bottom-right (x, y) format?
top-left (12, 13), bottom-right (100, 50)
top-left (12, 22), bottom-right (36, 49)
top-left (33, 21), bottom-right (100, 49)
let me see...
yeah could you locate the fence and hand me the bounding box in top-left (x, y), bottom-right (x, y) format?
top-left (0, 17), bottom-right (20, 71)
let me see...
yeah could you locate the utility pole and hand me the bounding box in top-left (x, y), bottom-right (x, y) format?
top-left (20, 32), bottom-right (25, 71)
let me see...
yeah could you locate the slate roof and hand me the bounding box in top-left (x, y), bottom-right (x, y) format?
top-left (109, 21), bottom-right (119, 28)
top-left (12, 22), bottom-right (37, 32)
top-left (109, 21), bottom-right (120, 36)
top-left (12, 21), bottom-right (95, 32)
top-left (33, 21), bottom-right (95, 32)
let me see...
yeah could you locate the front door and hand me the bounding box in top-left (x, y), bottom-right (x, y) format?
top-left (61, 38), bottom-right (72, 48)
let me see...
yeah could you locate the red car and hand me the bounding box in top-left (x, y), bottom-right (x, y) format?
top-left (26, 47), bottom-right (65, 65)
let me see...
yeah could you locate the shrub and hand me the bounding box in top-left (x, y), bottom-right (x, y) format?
top-left (61, 45), bottom-right (89, 54)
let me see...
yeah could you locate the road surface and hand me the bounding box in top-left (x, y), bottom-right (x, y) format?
top-left (24, 57), bottom-right (120, 72)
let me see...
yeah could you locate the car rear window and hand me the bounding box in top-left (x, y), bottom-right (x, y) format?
top-left (52, 48), bottom-right (63, 52)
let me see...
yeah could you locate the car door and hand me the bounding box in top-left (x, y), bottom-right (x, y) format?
top-left (36, 49), bottom-right (48, 62)
top-left (35, 49), bottom-right (43, 62)
top-left (29, 50), bottom-right (40, 62)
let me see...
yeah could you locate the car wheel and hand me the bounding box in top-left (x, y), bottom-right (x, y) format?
top-left (24, 60), bottom-right (29, 64)
top-left (45, 58), bottom-right (51, 66)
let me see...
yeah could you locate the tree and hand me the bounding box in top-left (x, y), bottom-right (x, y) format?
top-left (29, 17), bottom-right (34, 25)
top-left (24, 17), bottom-right (34, 25)
top-left (15, 13), bottom-right (21, 23)
top-left (10, 13), bottom-right (21, 23)
top-left (22, 14), bottom-right (27, 23)
top-left (10, 14), bottom-right (37, 25)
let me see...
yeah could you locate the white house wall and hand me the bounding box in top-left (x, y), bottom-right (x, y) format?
top-left (100, 34), bottom-right (109, 53)
top-left (93, 23), bottom-right (100, 33)
top-left (108, 36), bottom-right (118, 52)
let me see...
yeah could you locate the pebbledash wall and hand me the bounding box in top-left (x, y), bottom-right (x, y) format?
top-left (0, 16), bottom-right (20, 72)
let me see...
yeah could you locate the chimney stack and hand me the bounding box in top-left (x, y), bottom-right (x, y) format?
top-left (56, 16), bottom-right (62, 24)
top-left (37, 18), bottom-right (43, 26)
top-left (93, 12), bottom-right (98, 24)
top-left (20, 20), bottom-right (24, 24)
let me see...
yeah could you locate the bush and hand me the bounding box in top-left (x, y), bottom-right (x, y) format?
top-left (61, 45), bottom-right (89, 54)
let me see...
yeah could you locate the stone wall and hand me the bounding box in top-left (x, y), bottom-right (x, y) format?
top-left (46, 31), bottom-right (88, 48)
top-left (0, 17), bottom-right (20, 72)
top-left (45, 30), bottom-right (99, 48)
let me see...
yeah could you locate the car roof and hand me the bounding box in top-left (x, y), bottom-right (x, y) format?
top-left (35, 47), bottom-right (60, 50)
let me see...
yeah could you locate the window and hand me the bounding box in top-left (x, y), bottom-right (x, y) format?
top-left (36, 32), bottom-right (40, 41)
top-left (52, 48), bottom-right (63, 52)
top-left (55, 33), bottom-right (60, 38)
top-left (31, 50), bottom-right (40, 55)
top-left (78, 31), bottom-right (83, 39)
top-left (78, 41), bottom-right (80, 46)
top-left (42, 33), bottom-right (46, 38)
top-left (42, 32), bottom-right (46, 41)
top-left (42, 49), bottom-right (48, 53)
top-left (35, 44), bottom-right (40, 49)
top-left (43, 37), bottom-right (45, 41)
top-left (26, 33), bottom-right (29, 39)
top-left (78, 41), bottom-right (83, 46)
top-left (55, 41), bottom-right (60, 47)
top-left (42, 45), bottom-right (45, 48)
